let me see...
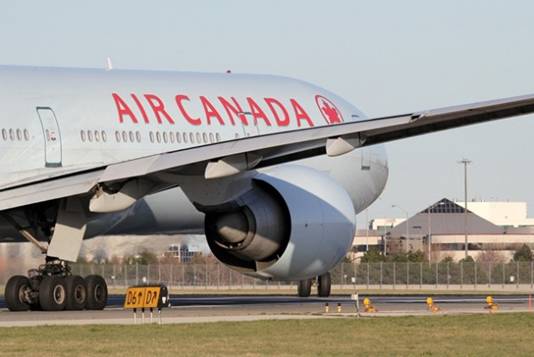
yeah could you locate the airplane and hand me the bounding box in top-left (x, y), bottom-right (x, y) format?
top-left (1, 65), bottom-right (533, 311)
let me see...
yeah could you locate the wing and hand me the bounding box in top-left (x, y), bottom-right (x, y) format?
top-left (2, 93), bottom-right (534, 210)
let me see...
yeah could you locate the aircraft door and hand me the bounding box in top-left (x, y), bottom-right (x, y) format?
top-left (36, 107), bottom-right (62, 167)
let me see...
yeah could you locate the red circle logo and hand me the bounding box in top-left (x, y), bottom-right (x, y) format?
top-left (315, 95), bottom-right (343, 124)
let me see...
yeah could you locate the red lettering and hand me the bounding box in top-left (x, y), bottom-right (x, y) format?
top-left (175, 95), bottom-right (201, 126)
top-left (112, 93), bottom-right (138, 124)
top-left (290, 99), bottom-right (314, 127)
top-left (131, 94), bottom-right (150, 124)
top-left (200, 96), bottom-right (225, 126)
top-left (264, 98), bottom-right (290, 126)
top-left (218, 97), bottom-right (248, 126)
top-left (144, 94), bottom-right (175, 124)
top-left (246, 97), bottom-right (271, 126)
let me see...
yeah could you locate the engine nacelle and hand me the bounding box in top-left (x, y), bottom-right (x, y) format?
top-left (204, 165), bottom-right (356, 281)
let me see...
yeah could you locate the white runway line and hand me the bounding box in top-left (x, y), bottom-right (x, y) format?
top-left (0, 314), bottom-right (337, 327)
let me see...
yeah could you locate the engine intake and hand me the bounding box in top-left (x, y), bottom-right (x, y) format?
top-left (204, 165), bottom-right (356, 281)
top-left (205, 182), bottom-right (289, 262)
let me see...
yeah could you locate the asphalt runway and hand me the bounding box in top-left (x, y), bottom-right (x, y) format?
top-left (0, 294), bottom-right (531, 327)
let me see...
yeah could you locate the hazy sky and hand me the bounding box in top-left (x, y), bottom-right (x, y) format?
top-left (2, 0), bottom-right (534, 227)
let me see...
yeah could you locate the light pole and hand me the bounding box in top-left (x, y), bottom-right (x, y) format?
top-left (427, 206), bottom-right (432, 262)
top-left (392, 205), bottom-right (409, 253)
top-left (458, 159), bottom-right (472, 259)
top-left (365, 208), bottom-right (369, 252)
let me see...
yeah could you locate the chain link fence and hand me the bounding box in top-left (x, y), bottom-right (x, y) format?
top-left (2, 261), bottom-right (534, 291)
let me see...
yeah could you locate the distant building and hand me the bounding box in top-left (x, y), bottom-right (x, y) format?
top-left (164, 243), bottom-right (202, 263)
top-left (352, 198), bottom-right (534, 262)
top-left (454, 201), bottom-right (534, 227)
top-left (369, 218), bottom-right (406, 234)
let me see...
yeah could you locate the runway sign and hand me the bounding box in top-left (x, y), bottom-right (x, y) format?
top-left (124, 285), bottom-right (166, 309)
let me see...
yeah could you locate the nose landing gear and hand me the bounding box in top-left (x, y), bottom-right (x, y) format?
top-left (297, 272), bottom-right (331, 297)
top-left (4, 260), bottom-right (108, 312)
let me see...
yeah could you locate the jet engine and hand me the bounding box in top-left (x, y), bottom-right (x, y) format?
top-left (204, 165), bottom-right (356, 281)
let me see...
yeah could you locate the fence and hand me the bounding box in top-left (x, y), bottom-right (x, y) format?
top-left (2, 261), bottom-right (534, 291)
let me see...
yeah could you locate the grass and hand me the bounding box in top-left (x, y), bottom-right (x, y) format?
top-left (1, 314), bottom-right (534, 356)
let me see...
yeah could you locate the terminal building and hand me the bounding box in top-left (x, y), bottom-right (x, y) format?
top-left (353, 198), bottom-right (534, 262)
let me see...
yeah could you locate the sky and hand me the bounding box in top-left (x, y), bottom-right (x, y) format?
top-left (1, 0), bottom-right (534, 228)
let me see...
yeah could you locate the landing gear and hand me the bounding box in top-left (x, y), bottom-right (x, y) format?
top-left (4, 260), bottom-right (107, 312)
top-left (296, 272), bottom-right (331, 298)
top-left (85, 275), bottom-right (108, 310)
top-left (39, 276), bottom-right (67, 311)
top-left (5, 276), bottom-right (32, 311)
top-left (65, 275), bottom-right (88, 311)
top-left (317, 272), bottom-right (331, 297)
top-left (297, 279), bottom-right (312, 297)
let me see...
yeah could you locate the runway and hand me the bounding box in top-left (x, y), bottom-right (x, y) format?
top-left (0, 294), bottom-right (531, 327)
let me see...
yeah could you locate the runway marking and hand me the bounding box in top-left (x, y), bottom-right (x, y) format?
top-left (0, 314), bottom-right (336, 327)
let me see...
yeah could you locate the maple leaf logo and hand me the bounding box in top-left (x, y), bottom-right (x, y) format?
top-left (315, 95), bottom-right (343, 124)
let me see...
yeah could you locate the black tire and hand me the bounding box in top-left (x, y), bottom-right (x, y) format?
top-left (85, 275), bottom-right (108, 310)
top-left (65, 275), bottom-right (87, 310)
top-left (5, 275), bottom-right (31, 311)
top-left (318, 272), bottom-right (331, 297)
top-left (297, 279), bottom-right (312, 297)
top-left (39, 276), bottom-right (67, 311)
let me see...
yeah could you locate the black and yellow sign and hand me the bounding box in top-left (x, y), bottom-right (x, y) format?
top-left (124, 285), bottom-right (163, 309)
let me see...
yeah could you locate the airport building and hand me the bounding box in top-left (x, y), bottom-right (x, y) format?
top-left (352, 198), bottom-right (534, 261)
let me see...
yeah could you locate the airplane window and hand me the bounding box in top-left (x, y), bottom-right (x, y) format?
top-left (202, 132), bottom-right (208, 143)
top-left (136, 131), bottom-right (141, 143)
top-left (122, 131), bottom-right (128, 142)
top-left (216, 133), bottom-right (221, 142)
top-left (189, 133), bottom-right (194, 143)
top-left (196, 132), bottom-right (201, 143)
top-left (115, 131), bottom-right (121, 142)
top-left (24, 129), bottom-right (30, 141)
top-left (88, 130), bottom-right (94, 142)
top-left (169, 131), bottom-right (175, 143)
top-left (16, 129), bottom-right (22, 141)
top-left (155, 132), bottom-right (161, 143)
top-left (9, 129), bottom-right (14, 141)
top-left (176, 132), bottom-right (182, 143)
top-left (149, 131), bottom-right (154, 143)
top-left (95, 130), bottom-right (101, 142)
top-left (2, 129), bottom-right (6, 141)
top-left (235, 133), bottom-right (240, 139)
top-left (129, 131), bottom-right (135, 143)
top-left (209, 133), bottom-right (214, 143)
top-left (80, 130), bottom-right (86, 142)
top-left (101, 130), bottom-right (107, 142)
top-left (183, 132), bottom-right (188, 143)
top-left (163, 132), bottom-right (168, 143)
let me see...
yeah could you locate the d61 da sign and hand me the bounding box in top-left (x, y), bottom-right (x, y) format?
top-left (124, 284), bottom-right (169, 309)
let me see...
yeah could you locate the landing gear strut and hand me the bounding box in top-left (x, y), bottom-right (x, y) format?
top-left (296, 272), bottom-right (331, 297)
top-left (4, 260), bottom-right (108, 312)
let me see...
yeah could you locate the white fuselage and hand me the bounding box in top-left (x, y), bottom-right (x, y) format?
top-left (0, 66), bottom-right (388, 237)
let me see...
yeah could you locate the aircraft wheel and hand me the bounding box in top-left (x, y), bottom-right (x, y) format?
top-left (5, 275), bottom-right (32, 311)
top-left (317, 272), bottom-right (331, 297)
top-left (65, 275), bottom-right (87, 310)
top-left (39, 276), bottom-right (67, 311)
top-left (85, 275), bottom-right (108, 310)
top-left (297, 279), bottom-right (312, 297)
